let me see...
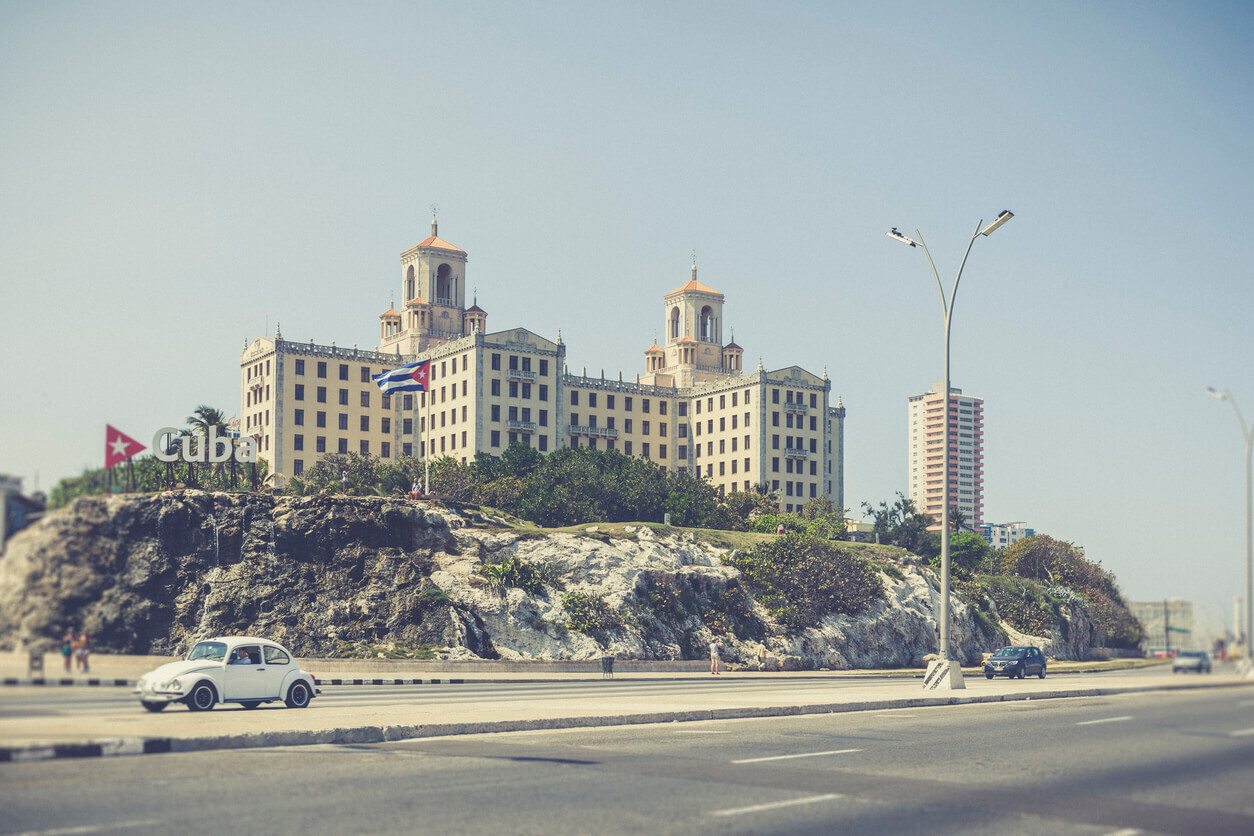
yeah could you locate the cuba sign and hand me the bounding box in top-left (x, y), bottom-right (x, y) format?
top-left (153, 427), bottom-right (258, 464)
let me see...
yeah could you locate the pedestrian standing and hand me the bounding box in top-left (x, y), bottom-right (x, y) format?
top-left (341, 469), bottom-right (349, 493)
top-left (61, 629), bottom-right (73, 672)
top-left (776, 523), bottom-right (785, 535)
top-left (71, 630), bottom-right (89, 673)
top-left (709, 638), bottom-right (723, 675)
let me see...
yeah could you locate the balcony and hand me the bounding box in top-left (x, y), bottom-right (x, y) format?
top-left (508, 368), bottom-right (537, 382)
top-left (784, 447), bottom-right (808, 459)
top-left (570, 424), bottom-right (619, 439)
top-left (507, 420), bottom-right (537, 433)
top-left (784, 401), bottom-right (808, 414)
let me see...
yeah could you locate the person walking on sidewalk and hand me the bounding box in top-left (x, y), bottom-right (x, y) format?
top-left (61, 629), bottom-right (73, 673)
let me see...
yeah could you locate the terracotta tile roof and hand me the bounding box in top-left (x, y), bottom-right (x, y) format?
top-left (724, 340), bottom-right (742, 350)
top-left (645, 344), bottom-right (664, 354)
top-left (466, 304), bottom-right (486, 314)
top-left (405, 297), bottom-right (429, 307)
top-left (416, 235), bottom-right (466, 253)
top-left (379, 307), bottom-right (400, 318)
top-left (665, 279), bottom-right (722, 297)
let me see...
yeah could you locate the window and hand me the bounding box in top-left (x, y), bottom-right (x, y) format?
top-left (642, 443), bottom-right (650, 458)
top-left (403, 394), bottom-right (413, 410)
top-left (625, 419), bottom-right (633, 433)
top-left (294, 409), bottom-right (304, 426)
top-left (381, 417), bottom-right (390, 433)
top-left (293, 459), bottom-right (304, 475)
top-left (316, 436), bottom-right (326, 453)
top-left (772, 412), bottom-right (779, 426)
top-left (317, 386), bottom-right (327, 403)
top-left (403, 418), bottom-right (413, 434)
top-left (509, 355), bottom-right (518, 370)
top-left (625, 397), bottom-right (633, 412)
top-left (509, 381), bottom-right (518, 398)
top-left (338, 414), bottom-right (348, 430)
top-left (491, 430), bottom-right (501, 447)
top-left (659, 423), bottom-right (667, 437)
top-left (492, 379), bottom-right (500, 396)
top-left (772, 389), bottom-right (779, 404)
top-left (642, 421), bottom-right (650, 435)
top-left (382, 394), bottom-right (391, 409)
top-left (571, 391), bottom-right (579, 406)
top-left (539, 384), bottom-right (548, 401)
top-left (360, 391), bottom-right (370, 408)
top-left (294, 384), bottom-right (304, 401)
top-left (316, 411), bottom-right (326, 428)
top-left (360, 416), bottom-right (370, 432)
top-left (360, 367), bottom-right (371, 383)
top-left (589, 392), bottom-right (597, 408)
top-left (317, 361), bottom-right (327, 378)
top-left (339, 389), bottom-right (348, 406)
top-left (338, 438), bottom-right (348, 454)
top-left (492, 353), bottom-right (501, 371)
top-left (643, 399), bottom-right (651, 413)
top-left (539, 409), bottom-right (548, 426)
top-left (719, 395), bottom-right (726, 409)
top-left (540, 359), bottom-right (548, 376)
top-left (294, 434), bottom-right (304, 450)
top-left (539, 435), bottom-right (549, 451)
top-left (679, 445), bottom-right (687, 460)
top-left (624, 441), bottom-right (632, 455)
top-left (659, 444), bottom-right (667, 459)
top-left (295, 359), bottom-right (305, 375)
top-left (679, 402), bottom-right (687, 416)
top-left (336, 364), bottom-right (347, 381)
top-left (659, 401), bottom-right (667, 416)
top-left (360, 440), bottom-right (369, 454)
top-left (522, 383), bottom-right (531, 399)
top-left (607, 395), bottom-right (615, 409)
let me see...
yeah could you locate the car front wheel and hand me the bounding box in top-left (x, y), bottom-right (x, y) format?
top-left (186, 682), bottom-right (217, 711)
top-left (285, 681), bottom-right (311, 709)
top-left (141, 700), bottom-right (168, 713)
top-left (1039, 667), bottom-right (1046, 679)
top-left (985, 672), bottom-right (994, 679)
top-left (1017, 667), bottom-right (1025, 679)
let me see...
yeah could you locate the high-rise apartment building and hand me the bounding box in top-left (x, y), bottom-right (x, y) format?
top-left (907, 382), bottom-right (983, 530)
top-left (240, 222), bottom-right (845, 512)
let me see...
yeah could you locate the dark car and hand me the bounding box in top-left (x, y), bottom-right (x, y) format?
top-left (1172, 650), bottom-right (1212, 674)
top-left (984, 646), bottom-right (1047, 679)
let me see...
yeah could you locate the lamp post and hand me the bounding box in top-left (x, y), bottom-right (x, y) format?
top-left (1206, 386), bottom-right (1254, 676)
top-left (888, 210), bottom-right (1013, 690)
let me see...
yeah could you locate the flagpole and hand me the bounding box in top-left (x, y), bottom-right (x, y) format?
top-left (424, 379), bottom-right (431, 494)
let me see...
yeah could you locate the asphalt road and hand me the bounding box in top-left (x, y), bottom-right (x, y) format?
top-left (2, 686), bottom-right (1252, 835)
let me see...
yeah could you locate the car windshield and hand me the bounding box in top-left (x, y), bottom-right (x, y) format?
top-left (992, 648), bottom-right (1025, 658)
top-left (1180, 651), bottom-right (1204, 658)
top-left (187, 641), bottom-right (228, 662)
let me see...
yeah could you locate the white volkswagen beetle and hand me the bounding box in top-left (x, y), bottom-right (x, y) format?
top-left (133, 636), bottom-right (318, 712)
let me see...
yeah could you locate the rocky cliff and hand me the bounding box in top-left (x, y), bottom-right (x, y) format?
top-left (0, 492), bottom-right (1098, 667)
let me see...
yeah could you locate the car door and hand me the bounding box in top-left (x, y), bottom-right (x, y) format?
top-left (258, 644), bottom-right (293, 698)
top-left (1030, 649), bottom-right (1044, 675)
top-left (222, 644), bottom-right (267, 699)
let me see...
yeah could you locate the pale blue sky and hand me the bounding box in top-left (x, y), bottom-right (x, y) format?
top-left (3, 1), bottom-right (1252, 639)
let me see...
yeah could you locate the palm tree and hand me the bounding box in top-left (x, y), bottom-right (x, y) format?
top-left (187, 405), bottom-right (229, 489)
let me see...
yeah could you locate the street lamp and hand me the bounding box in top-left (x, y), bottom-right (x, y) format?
top-left (888, 210), bottom-right (1014, 690)
top-left (1206, 386), bottom-right (1254, 676)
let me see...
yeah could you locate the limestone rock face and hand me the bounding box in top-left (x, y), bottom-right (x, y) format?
top-left (0, 493), bottom-right (1096, 665)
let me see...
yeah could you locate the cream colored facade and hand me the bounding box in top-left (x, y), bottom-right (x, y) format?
top-left (240, 224), bottom-right (845, 512)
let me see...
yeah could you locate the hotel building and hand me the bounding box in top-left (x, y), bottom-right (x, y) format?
top-left (240, 222), bottom-right (845, 512)
top-left (907, 381), bottom-right (983, 529)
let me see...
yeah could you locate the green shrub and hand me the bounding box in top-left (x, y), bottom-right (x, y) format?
top-left (562, 592), bottom-right (623, 634)
top-left (725, 533), bottom-right (884, 629)
top-left (478, 555), bottom-right (564, 596)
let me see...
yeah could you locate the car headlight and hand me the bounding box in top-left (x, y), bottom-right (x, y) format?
top-left (164, 678), bottom-right (181, 690)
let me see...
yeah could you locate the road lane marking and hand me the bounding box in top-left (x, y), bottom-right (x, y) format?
top-left (733, 748), bottom-right (862, 764)
top-left (674, 729), bottom-right (729, 734)
top-left (715, 793), bottom-right (843, 816)
top-left (1230, 727), bottom-right (1254, 737)
top-left (1104, 829), bottom-right (1141, 836)
top-left (1238, 700), bottom-right (1254, 707)
top-left (1076, 715), bottom-right (1133, 726)
top-left (9, 822), bottom-right (160, 836)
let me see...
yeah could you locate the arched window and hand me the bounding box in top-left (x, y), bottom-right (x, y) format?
top-left (700, 306), bottom-right (715, 342)
top-left (436, 264), bottom-right (453, 304)
top-left (406, 265), bottom-right (415, 301)
top-left (670, 307), bottom-right (681, 340)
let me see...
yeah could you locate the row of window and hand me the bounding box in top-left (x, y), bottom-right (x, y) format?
top-left (489, 379), bottom-right (548, 400)
top-left (568, 391), bottom-right (671, 414)
top-left (490, 353), bottom-right (550, 376)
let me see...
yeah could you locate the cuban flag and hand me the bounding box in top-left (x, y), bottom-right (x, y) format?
top-left (372, 359), bottom-right (431, 394)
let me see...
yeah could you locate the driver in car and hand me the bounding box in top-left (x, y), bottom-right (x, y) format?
top-left (231, 648), bottom-right (253, 665)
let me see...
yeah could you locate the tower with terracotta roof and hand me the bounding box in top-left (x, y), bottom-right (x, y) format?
top-left (378, 218), bottom-right (485, 355)
top-left (642, 261), bottom-right (739, 388)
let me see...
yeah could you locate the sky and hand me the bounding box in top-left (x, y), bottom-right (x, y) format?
top-left (3, 1), bottom-right (1252, 641)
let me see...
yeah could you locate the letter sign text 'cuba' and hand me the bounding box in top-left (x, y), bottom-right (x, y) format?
top-left (153, 426), bottom-right (258, 464)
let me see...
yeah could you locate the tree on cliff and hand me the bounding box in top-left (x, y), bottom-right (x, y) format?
top-left (861, 493), bottom-right (937, 556)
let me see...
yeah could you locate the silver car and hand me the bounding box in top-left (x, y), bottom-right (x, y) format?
top-left (1171, 650), bottom-right (1212, 674)
top-left (133, 636), bottom-right (319, 712)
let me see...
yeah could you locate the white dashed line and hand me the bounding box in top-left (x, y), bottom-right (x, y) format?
top-left (674, 729), bottom-right (729, 734)
top-left (1230, 727), bottom-right (1254, 737)
top-left (1103, 829), bottom-right (1141, 836)
top-left (8, 822), bottom-right (161, 836)
top-left (1076, 715), bottom-right (1133, 726)
top-left (715, 793), bottom-right (843, 816)
top-left (732, 748), bottom-right (862, 764)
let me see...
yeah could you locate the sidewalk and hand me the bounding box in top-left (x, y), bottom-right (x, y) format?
top-left (3, 654), bottom-right (1245, 763)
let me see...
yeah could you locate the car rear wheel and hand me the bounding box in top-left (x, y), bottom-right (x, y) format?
top-left (285, 681), bottom-right (311, 709)
top-left (239, 701), bottom-right (262, 709)
top-left (141, 700), bottom-right (168, 712)
top-left (186, 682), bottom-right (217, 711)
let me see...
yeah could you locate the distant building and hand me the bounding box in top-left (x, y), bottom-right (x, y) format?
top-left (1129, 599), bottom-right (1194, 653)
top-left (907, 382), bottom-right (983, 530)
top-left (1, 475), bottom-right (44, 553)
top-left (979, 521), bottom-right (1035, 549)
top-left (239, 221), bottom-right (845, 511)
